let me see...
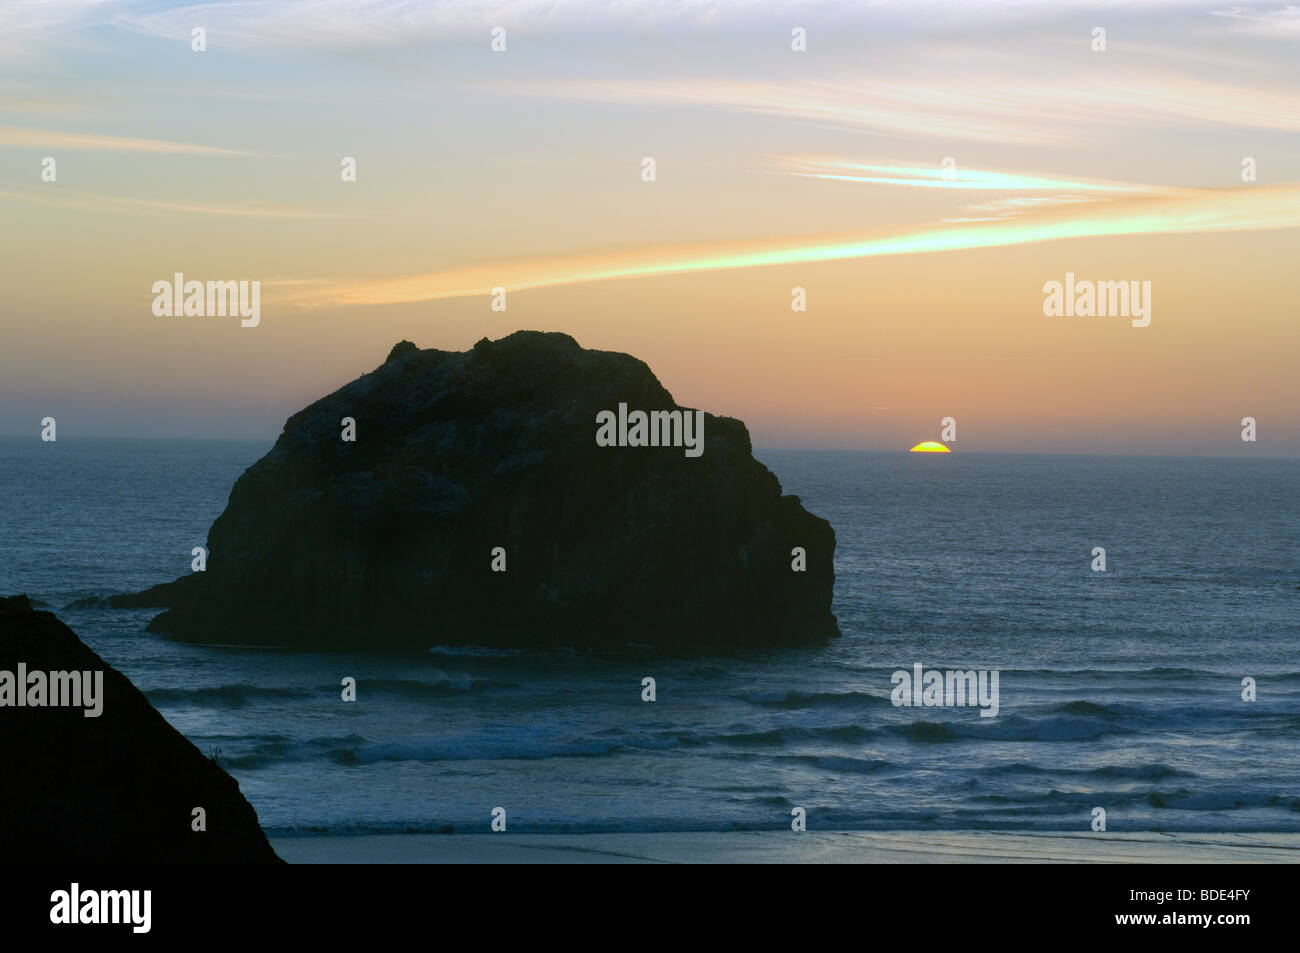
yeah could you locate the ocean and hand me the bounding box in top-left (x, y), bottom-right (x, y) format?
top-left (2, 436), bottom-right (1297, 836)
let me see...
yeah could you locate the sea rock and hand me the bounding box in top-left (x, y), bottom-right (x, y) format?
top-left (141, 331), bottom-right (839, 650)
top-left (0, 595), bottom-right (282, 863)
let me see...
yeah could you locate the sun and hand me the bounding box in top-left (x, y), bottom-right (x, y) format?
top-left (909, 441), bottom-right (951, 453)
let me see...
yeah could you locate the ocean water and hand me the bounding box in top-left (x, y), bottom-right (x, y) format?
top-left (1, 436), bottom-right (1298, 835)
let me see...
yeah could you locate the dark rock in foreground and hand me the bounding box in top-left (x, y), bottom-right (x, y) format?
top-left (142, 331), bottom-right (839, 650)
top-left (0, 595), bottom-right (282, 863)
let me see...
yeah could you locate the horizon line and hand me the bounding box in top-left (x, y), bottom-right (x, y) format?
top-left (1, 433), bottom-right (1294, 462)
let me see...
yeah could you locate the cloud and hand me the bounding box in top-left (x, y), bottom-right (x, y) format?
top-left (0, 1), bottom-right (1261, 50)
top-left (774, 158), bottom-right (1169, 194)
top-left (9, 6), bottom-right (1297, 151)
top-left (268, 185), bottom-right (1300, 309)
top-left (0, 84), bottom-right (100, 115)
top-left (1, 0), bottom-right (891, 49)
top-left (490, 77), bottom-right (1075, 146)
top-left (0, 187), bottom-right (363, 219)
top-left (0, 125), bottom-right (252, 155)
top-left (489, 67), bottom-right (1300, 143)
top-left (1211, 4), bottom-right (1300, 35)
top-left (773, 158), bottom-right (1178, 222)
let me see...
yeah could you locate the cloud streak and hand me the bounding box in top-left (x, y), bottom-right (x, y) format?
top-left (0, 187), bottom-right (364, 219)
top-left (490, 69), bottom-right (1300, 143)
top-left (0, 2), bottom-right (1231, 43)
top-left (1211, 4), bottom-right (1300, 36)
top-left (0, 125), bottom-right (252, 155)
top-left (775, 159), bottom-right (1171, 194)
top-left (270, 185), bottom-right (1300, 309)
top-left (774, 158), bottom-right (1180, 222)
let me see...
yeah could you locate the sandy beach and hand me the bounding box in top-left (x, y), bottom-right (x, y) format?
top-left (269, 831), bottom-right (1300, 864)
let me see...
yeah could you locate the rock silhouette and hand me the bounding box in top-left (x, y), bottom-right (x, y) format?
top-left (0, 595), bottom-right (282, 863)
top-left (141, 331), bottom-right (839, 650)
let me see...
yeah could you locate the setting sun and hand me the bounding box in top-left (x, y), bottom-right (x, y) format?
top-left (909, 442), bottom-right (952, 453)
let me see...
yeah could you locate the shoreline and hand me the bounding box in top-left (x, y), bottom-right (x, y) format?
top-left (268, 830), bottom-right (1300, 864)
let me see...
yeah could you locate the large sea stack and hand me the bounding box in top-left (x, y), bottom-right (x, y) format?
top-left (0, 595), bottom-right (282, 863)
top-left (136, 331), bottom-right (839, 650)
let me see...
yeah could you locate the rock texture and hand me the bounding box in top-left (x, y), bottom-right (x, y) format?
top-left (0, 595), bottom-right (282, 863)
top-left (142, 331), bottom-right (839, 650)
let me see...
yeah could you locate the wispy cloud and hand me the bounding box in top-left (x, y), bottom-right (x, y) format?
top-left (0, 125), bottom-right (252, 155)
top-left (490, 77), bottom-right (1074, 146)
top-left (9, 5), bottom-right (1296, 148)
top-left (269, 185), bottom-right (1300, 309)
top-left (0, 1), bottom-right (1260, 50)
top-left (0, 84), bottom-right (99, 115)
top-left (1211, 4), bottom-right (1300, 36)
top-left (0, 187), bottom-right (359, 219)
top-left (5, 0), bottom-right (915, 50)
top-left (486, 65), bottom-right (1300, 146)
top-left (774, 158), bottom-right (1179, 222)
top-left (774, 158), bottom-right (1170, 194)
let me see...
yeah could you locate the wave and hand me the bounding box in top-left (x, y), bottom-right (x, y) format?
top-left (331, 737), bottom-right (627, 764)
top-left (260, 796), bottom-right (1300, 836)
top-left (960, 786), bottom-right (1300, 815)
top-left (1050, 700), bottom-right (1123, 717)
top-left (358, 676), bottom-right (520, 697)
top-left (716, 724), bottom-right (876, 746)
top-left (890, 714), bottom-right (1134, 743)
top-left (984, 666), bottom-right (1300, 680)
top-left (146, 675), bottom-right (518, 709)
top-left (212, 733), bottom-right (370, 770)
top-left (427, 645), bottom-right (529, 658)
top-left (984, 761), bottom-right (1194, 781)
top-left (1145, 791), bottom-right (1300, 812)
top-left (741, 688), bottom-right (889, 709)
top-left (773, 754), bottom-right (893, 775)
top-left (145, 684), bottom-right (313, 707)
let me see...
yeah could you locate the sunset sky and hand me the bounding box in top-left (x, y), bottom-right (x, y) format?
top-left (2, 0), bottom-right (1298, 454)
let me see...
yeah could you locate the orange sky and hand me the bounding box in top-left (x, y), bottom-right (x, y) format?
top-left (1, 1), bottom-right (1297, 454)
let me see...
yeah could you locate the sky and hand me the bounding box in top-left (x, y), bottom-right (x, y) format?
top-left (1, 0), bottom-right (1298, 454)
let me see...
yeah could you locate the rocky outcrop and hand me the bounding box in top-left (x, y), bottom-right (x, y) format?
top-left (140, 331), bottom-right (839, 650)
top-left (0, 595), bottom-right (282, 863)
